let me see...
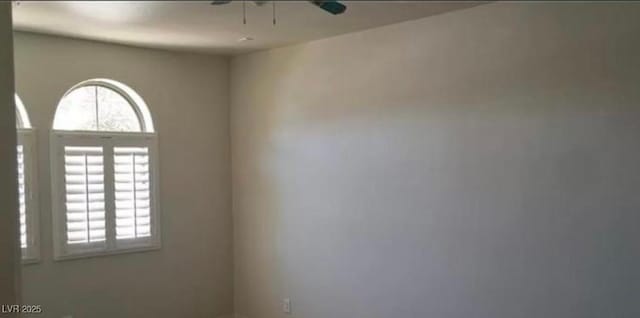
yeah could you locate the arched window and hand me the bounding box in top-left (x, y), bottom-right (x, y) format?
top-left (53, 79), bottom-right (154, 132)
top-left (50, 79), bottom-right (160, 260)
top-left (16, 94), bottom-right (40, 263)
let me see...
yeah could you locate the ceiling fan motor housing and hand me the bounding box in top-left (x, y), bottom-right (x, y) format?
top-left (212, 1), bottom-right (347, 15)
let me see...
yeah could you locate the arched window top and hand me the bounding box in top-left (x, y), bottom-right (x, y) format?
top-left (53, 79), bottom-right (154, 133)
top-left (15, 94), bottom-right (32, 129)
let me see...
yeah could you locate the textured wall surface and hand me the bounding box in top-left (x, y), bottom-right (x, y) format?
top-left (231, 3), bottom-right (640, 318)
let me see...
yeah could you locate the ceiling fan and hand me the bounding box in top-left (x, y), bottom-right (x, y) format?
top-left (211, 0), bottom-right (347, 15)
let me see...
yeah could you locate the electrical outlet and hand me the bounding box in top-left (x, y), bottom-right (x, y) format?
top-left (282, 298), bottom-right (291, 314)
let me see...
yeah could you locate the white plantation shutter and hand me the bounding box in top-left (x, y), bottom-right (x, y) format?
top-left (17, 130), bottom-right (39, 262)
top-left (17, 145), bottom-right (27, 249)
top-left (64, 146), bottom-right (106, 244)
top-left (52, 133), bottom-right (159, 259)
top-left (114, 147), bottom-right (151, 240)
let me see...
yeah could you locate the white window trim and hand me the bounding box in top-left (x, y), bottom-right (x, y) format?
top-left (18, 128), bottom-right (41, 264)
top-left (15, 94), bottom-right (31, 129)
top-left (50, 130), bottom-right (161, 261)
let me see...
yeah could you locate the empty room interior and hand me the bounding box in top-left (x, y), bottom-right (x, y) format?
top-left (1, 1), bottom-right (639, 317)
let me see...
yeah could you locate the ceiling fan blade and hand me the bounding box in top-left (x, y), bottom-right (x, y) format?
top-left (309, 0), bottom-right (347, 15)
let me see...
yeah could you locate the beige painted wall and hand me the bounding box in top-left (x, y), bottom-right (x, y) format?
top-left (14, 32), bottom-right (232, 318)
top-left (0, 2), bottom-right (19, 312)
top-left (231, 2), bottom-right (640, 318)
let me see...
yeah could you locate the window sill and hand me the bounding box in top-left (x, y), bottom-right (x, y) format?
top-left (54, 244), bottom-right (161, 262)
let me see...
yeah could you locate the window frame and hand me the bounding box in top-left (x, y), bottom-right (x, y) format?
top-left (50, 80), bottom-right (160, 260)
top-left (15, 94), bottom-right (32, 129)
top-left (51, 131), bottom-right (161, 261)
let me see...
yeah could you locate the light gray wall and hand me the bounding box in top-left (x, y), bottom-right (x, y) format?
top-left (14, 32), bottom-right (232, 318)
top-left (230, 3), bottom-right (640, 318)
top-left (0, 2), bottom-right (20, 312)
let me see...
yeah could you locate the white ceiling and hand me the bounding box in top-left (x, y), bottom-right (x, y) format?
top-left (12, 1), bottom-right (484, 55)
